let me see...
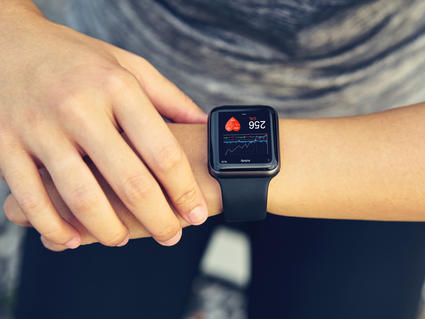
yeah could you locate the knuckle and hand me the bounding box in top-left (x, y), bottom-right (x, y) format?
top-left (41, 226), bottom-right (68, 244)
top-left (152, 223), bottom-right (180, 243)
top-left (155, 143), bottom-right (184, 173)
top-left (18, 192), bottom-right (47, 215)
top-left (67, 185), bottom-right (98, 213)
top-left (103, 69), bottom-right (136, 94)
top-left (57, 96), bottom-right (93, 131)
top-left (174, 185), bottom-right (198, 209)
top-left (121, 174), bottom-right (154, 207)
top-left (55, 91), bottom-right (85, 116)
top-left (54, 92), bottom-right (95, 130)
top-left (101, 230), bottom-right (128, 247)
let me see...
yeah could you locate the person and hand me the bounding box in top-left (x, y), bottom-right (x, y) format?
top-left (2, 0), bottom-right (425, 318)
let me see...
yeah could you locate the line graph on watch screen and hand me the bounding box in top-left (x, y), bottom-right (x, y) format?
top-left (223, 134), bottom-right (268, 157)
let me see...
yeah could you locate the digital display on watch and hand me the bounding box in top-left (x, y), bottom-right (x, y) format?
top-left (218, 110), bottom-right (272, 164)
top-left (208, 105), bottom-right (280, 222)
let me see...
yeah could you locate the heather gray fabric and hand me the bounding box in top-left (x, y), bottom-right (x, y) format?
top-left (2, 0), bottom-right (425, 314)
top-left (66, 0), bottom-right (425, 118)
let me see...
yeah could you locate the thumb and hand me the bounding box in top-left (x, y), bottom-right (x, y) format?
top-left (112, 48), bottom-right (207, 123)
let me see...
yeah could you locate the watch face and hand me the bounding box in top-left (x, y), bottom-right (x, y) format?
top-left (208, 105), bottom-right (280, 176)
top-left (219, 110), bottom-right (271, 164)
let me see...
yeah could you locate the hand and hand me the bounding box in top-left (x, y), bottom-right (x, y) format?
top-left (0, 8), bottom-right (208, 249)
top-left (4, 124), bottom-right (223, 251)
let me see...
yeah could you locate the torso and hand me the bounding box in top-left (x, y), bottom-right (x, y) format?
top-left (67, 0), bottom-right (425, 117)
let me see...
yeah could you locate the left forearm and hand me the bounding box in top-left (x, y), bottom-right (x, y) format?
top-left (268, 102), bottom-right (425, 221)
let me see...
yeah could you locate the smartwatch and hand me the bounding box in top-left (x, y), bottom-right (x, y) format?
top-left (208, 105), bottom-right (280, 222)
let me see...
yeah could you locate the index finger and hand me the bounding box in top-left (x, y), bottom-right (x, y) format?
top-left (111, 73), bottom-right (208, 225)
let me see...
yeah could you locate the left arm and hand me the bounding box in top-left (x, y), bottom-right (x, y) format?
top-left (6, 102), bottom-right (425, 250)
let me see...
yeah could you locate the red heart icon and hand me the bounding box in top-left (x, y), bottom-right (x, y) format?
top-left (225, 117), bottom-right (241, 132)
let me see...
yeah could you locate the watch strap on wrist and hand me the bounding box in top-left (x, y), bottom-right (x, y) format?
top-left (218, 177), bottom-right (271, 222)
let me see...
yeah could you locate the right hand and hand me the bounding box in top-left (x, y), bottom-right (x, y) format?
top-left (4, 124), bottom-right (224, 251)
top-left (0, 6), bottom-right (208, 249)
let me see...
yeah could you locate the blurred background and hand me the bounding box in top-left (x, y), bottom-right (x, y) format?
top-left (2, 1), bottom-right (425, 319)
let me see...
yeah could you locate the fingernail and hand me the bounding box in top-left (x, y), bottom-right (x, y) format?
top-left (65, 236), bottom-right (81, 249)
top-left (117, 234), bottom-right (130, 247)
top-left (158, 229), bottom-right (182, 246)
top-left (188, 206), bottom-right (208, 225)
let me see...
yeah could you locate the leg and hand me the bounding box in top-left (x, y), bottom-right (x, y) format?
top-left (248, 215), bottom-right (425, 319)
top-left (14, 215), bottom-right (221, 319)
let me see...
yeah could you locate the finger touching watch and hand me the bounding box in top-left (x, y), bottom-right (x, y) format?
top-left (208, 105), bottom-right (280, 222)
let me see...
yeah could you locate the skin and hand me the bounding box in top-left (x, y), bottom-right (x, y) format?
top-left (5, 102), bottom-right (425, 251)
top-left (0, 1), bottom-right (210, 249)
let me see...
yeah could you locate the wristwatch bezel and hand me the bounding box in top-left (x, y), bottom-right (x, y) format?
top-left (208, 105), bottom-right (280, 178)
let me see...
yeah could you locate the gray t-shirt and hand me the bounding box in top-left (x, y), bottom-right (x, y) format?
top-left (66, 0), bottom-right (425, 118)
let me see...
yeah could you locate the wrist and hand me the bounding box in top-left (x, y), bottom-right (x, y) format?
top-left (170, 119), bottom-right (299, 220)
top-left (267, 118), bottom-right (295, 215)
top-left (168, 123), bottom-right (222, 219)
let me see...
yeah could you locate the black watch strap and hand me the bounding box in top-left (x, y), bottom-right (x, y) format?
top-left (218, 177), bottom-right (271, 222)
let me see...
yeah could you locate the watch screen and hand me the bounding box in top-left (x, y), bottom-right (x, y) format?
top-left (218, 110), bottom-right (272, 164)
